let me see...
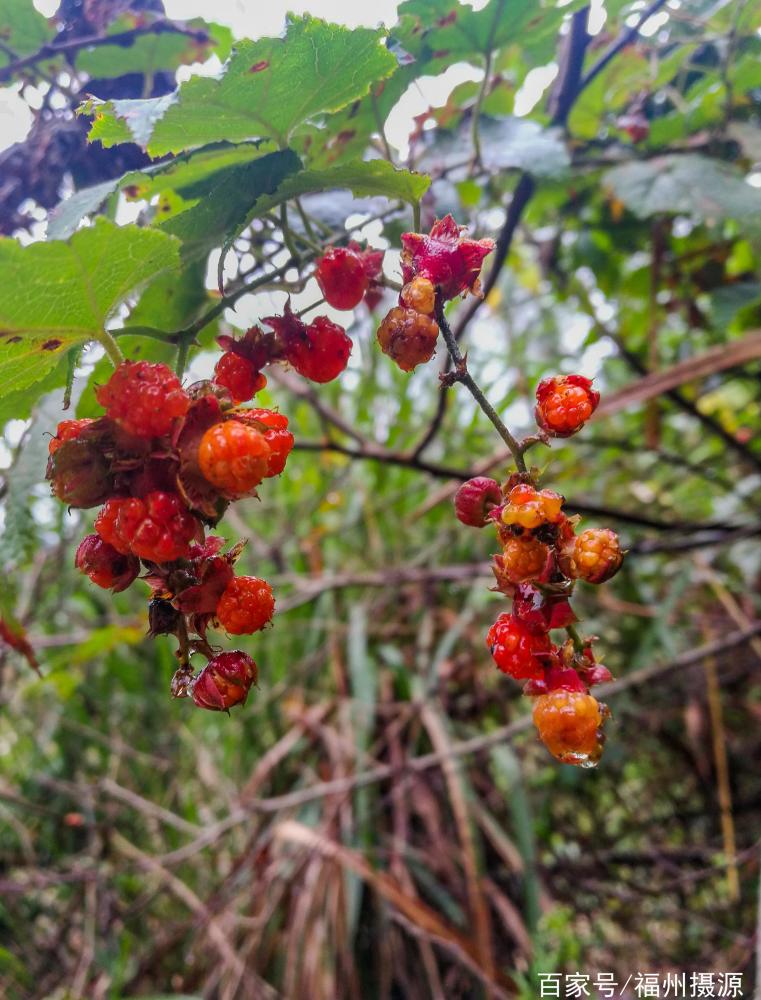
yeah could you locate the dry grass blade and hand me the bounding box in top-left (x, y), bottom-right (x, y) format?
top-left (273, 820), bottom-right (516, 998)
top-left (420, 704), bottom-right (496, 990)
top-left (594, 329), bottom-right (761, 417)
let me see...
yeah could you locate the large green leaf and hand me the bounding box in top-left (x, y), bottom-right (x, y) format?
top-left (162, 158), bottom-right (430, 251)
top-left (0, 221), bottom-right (179, 402)
top-left (84, 16), bottom-right (397, 156)
top-left (604, 155), bottom-right (761, 227)
top-left (48, 142), bottom-right (273, 240)
top-left (75, 18), bottom-right (232, 79)
top-left (159, 148), bottom-right (303, 258)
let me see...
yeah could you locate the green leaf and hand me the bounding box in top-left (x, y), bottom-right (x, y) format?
top-left (160, 148), bottom-right (302, 258)
top-left (480, 117), bottom-right (569, 178)
top-left (48, 178), bottom-right (124, 241)
top-left (163, 158), bottom-right (429, 254)
top-left (82, 92), bottom-right (176, 150)
top-left (394, 0), bottom-right (568, 69)
top-left (74, 19), bottom-right (232, 79)
top-left (84, 16), bottom-right (397, 156)
top-left (604, 155), bottom-right (761, 227)
top-left (0, 220), bottom-right (179, 402)
top-left (0, 356), bottom-right (69, 432)
top-left (48, 142), bottom-right (274, 239)
top-left (0, 0), bottom-right (55, 71)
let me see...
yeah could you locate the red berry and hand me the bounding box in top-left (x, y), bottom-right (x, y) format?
top-left (531, 690), bottom-right (607, 767)
top-left (213, 352), bottom-right (267, 403)
top-left (48, 419), bottom-right (95, 455)
top-left (485, 613), bottom-right (552, 680)
top-left (400, 276), bottom-right (436, 315)
top-left (95, 491), bottom-right (198, 563)
top-left (216, 576), bottom-right (275, 634)
top-left (192, 651), bottom-right (258, 711)
top-left (377, 306), bottom-right (439, 372)
top-left (315, 246), bottom-right (369, 310)
top-left (560, 527), bottom-right (623, 584)
top-left (401, 214), bottom-right (494, 300)
top-left (75, 533), bottom-right (139, 592)
top-left (96, 361), bottom-right (189, 438)
top-left (499, 535), bottom-right (549, 583)
top-left (284, 315), bottom-right (352, 383)
top-left (535, 375), bottom-right (600, 438)
top-left (198, 420), bottom-right (271, 496)
top-left (453, 476), bottom-right (502, 528)
top-left (245, 408), bottom-right (294, 477)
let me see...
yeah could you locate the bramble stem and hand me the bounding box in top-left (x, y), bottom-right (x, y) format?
top-left (98, 329), bottom-right (124, 368)
top-left (435, 301), bottom-right (528, 474)
top-left (566, 624), bottom-right (585, 652)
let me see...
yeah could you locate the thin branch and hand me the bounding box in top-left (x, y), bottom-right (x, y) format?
top-left (435, 301), bottom-right (530, 473)
top-left (292, 438), bottom-right (753, 536)
top-left (578, 0), bottom-right (671, 91)
top-left (0, 19), bottom-right (210, 84)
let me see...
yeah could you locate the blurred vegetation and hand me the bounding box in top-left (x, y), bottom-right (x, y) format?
top-left (1, 0), bottom-right (761, 997)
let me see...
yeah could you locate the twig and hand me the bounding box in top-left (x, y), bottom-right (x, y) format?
top-left (0, 19), bottom-right (210, 83)
top-left (435, 301), bottom-right (529, 473)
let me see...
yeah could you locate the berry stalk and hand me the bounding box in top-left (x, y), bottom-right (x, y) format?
top-left (434, 300), bottom-right (528, 474)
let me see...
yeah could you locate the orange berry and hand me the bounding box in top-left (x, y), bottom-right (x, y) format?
top-left (216, 576), bottom-right (275, 634)
top-left (532, 689), bottom-right (607, 767)
top-left (500, 535), bottom-right (549, 583)
top-left (563, 528), bottom-right (623, 584)
top-left (400, 276), bottom-right (436, 315)
top-left (377, 306), bottom-right (439, 372)
top-left (198, 421), bottom-right (271, 497)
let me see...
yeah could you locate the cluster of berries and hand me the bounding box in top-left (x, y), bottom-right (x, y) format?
top-left (377, 215), bottom-right (495, 371)
top-left (454, 375), bottom-right (623, 767)
top-left (46, 349), bottom-right (304, 711)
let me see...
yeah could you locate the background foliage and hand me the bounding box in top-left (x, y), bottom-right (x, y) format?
top-left (1, 0), bottom-right (761, 996)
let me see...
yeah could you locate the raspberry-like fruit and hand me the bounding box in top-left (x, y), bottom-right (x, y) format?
top-left (500, 535), bottom-right (549, 583)
top-left (198, 420), bottom-right (271, 496)
top-left (49, 419), bottom-right (95, 455)
top-left (284, 316), bottom-right (352, 383)
top-left (377, 306), bottom-right (439, 372)
top-left (95, 491), bottom-right (198, 563)
top-left (562, 528), bottom-right (623, 584)
top-left (485, 613), bottom-right (552, 680)
top-left (401, 214), bottom-right (495, 300)
top-left (453, 476), bottom-right (501, 528)
top-left (535, 375), bottom-right (600, 437)
top-left (192, 651), bottom-right (258, 711)
top-left (315, 246), bottom-right (369, 310)
top-left (501, 483), bottom-right (564, 531)
top-left (532, 690), bottom-right (607, 767)
top-left (400, 276), bottom-right (436, 315)
top-left (75, 534), bottom-right (139, 592)
top-left (216, 576), bottom-right (275, 634)
top-left (96, 361), bottom-right (189, 438)
top-left (213, 352), bottom-right (267, 403)
top-left (245, 408), bottom-right (294, 477)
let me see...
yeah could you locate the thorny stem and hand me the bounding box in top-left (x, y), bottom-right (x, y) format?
top-left (435, 301), bottom-right (529, 474)
top-left (98, 329), bottom-right (124, 368)
top-left (566, 623), bottom-right (585, 653)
